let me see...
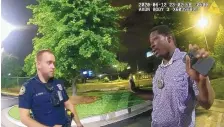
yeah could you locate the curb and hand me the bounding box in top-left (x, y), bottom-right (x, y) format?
top-left (1, 92), bottom-right (19, 97)
top-left (71, 100), bottom-right (152, 127)
top-left (5, 100), bottom-right (152, 127)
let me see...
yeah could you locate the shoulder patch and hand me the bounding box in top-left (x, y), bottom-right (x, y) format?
top-left (19, 86), bottom-right (26, 95)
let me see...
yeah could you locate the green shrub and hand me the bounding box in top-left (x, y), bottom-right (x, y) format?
top-left (102, 76), bottom-right (110, 82)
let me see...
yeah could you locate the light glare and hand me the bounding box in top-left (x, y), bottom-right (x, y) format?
top-left (1, 18), bottom-right (16, 41)
top-left (197, 17), bottom-right (209, 29)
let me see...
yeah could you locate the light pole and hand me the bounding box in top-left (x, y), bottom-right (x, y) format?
top-left (196, 16), bottom-right (209, 50)
top-left (127, 66), bottom-right (131, 78)
top-left (1, 47), bottom-right (18, 62)
top-left (113, 65), bottom-right (119, 80)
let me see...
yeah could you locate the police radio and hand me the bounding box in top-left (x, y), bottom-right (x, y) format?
top-left (45, 83), bottom-right (60, 107)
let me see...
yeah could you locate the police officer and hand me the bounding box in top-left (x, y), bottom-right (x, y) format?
top-left (19, 49), bottom-right (84, 127)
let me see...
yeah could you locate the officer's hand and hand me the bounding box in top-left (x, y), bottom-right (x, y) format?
top-left (53, 125), bottom-right (62, 127)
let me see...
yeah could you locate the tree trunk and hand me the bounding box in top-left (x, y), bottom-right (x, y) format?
top-left (72, 76), bottom-right (79, 96)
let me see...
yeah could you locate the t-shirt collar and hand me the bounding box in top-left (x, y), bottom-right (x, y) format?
top-left (160, 48), bottom-right (181, 67)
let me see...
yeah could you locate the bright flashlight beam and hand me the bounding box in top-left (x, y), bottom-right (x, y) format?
top-left (197, 17), bottom-right (209, 29)
top-left (1, 18), bottom-right (16, 41)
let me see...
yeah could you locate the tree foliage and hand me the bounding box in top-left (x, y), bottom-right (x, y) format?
top-left (114, 62), bottom-right (128, 72)
top-left (23, 0), bottom-right (131, 82)
top-left (213, 24), bottom-right (224, 73)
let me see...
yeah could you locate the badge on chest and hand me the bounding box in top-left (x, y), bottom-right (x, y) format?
top-left (157, 79), bottom-right (164, 89)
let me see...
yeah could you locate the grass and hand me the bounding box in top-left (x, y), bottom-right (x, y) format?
top-left (195, 77), bottom-right (224, 127)
top-left (75, 91), bottom-right (145, 118)
top-left (8, 90), bottom-right (145, 120)
top-left (211, 78), bottom-right (224, 100)
top-left (8, 105), bottom-right (20, 120)
top-left (67, 79), bottom-right (152, 93)
top-left (1, 79), bottom-right (152, 94)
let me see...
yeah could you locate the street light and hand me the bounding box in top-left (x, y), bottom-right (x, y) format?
top-left (196, 16), bottom-right (210, 50)
top-left (1, 18), bottom-right (16, 42)
top-left (196, 17), bottom-right (209, 29)
top-left (127, 66), bottom-right (131, 69)
top-left (113, 65), bottom-right (120, 80)
top-left (82, 71), bottom-right (87, 75)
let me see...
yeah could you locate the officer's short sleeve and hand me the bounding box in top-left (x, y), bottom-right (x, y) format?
top-left (19, 82), bottom-right (33, 109)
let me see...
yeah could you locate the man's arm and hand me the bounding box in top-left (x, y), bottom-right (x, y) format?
top-left (129, 78), bottom-right (154, 100)
top-left (64, 100), bottom-right (83, 127)
top-left (195, 77), bottom-right (215, 109)
top-left (19, 108), bottom-right (48, 127)
top-left (185, 44), bottom-right (215, 110)
top-left (61, 81), bottom-right (83, 127)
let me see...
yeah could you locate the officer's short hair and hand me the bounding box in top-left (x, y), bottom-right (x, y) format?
top-left (36, 49), bottom-right (54, 62)
top-left (149, 25), bottom-right (176, 46)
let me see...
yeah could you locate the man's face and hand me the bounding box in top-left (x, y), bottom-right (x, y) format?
top-left (37, 52), bottom-right (55, 78)
top-left (149, 31), bottom-right (170, 57)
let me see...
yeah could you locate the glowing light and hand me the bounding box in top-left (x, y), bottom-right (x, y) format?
top-left (83, 71), bottom-right (87, 75)
top-left (197, 17), bottom-right (209, 29)
top-left (1, 18), bottom-right (16, 41)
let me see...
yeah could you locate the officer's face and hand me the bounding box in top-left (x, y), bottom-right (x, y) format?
top-left (37, 52), bottom-right (55, 78)
top-left (149, 31), bottom-right (170, 57)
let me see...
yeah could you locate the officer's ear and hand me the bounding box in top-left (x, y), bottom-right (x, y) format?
top-left (36, 59), bottom-right (41, 69)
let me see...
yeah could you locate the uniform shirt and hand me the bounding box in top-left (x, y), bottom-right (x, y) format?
top-left (19, 75), bottom-right (69, 126)
top-left (151, 48), bottom-right (199, 127)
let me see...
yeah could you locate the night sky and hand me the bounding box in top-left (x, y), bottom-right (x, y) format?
top-left (1, 0), bottom-right (37, 63)
top-left (1, 0), bottom-right (158, 72)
